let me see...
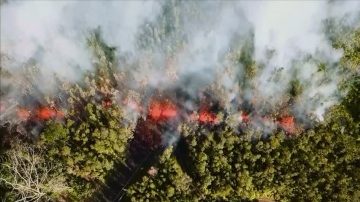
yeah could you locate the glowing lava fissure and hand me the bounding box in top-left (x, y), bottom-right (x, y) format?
top-left (148, 100), bottom-right (177, 121)
top-left (132, 99), bottom-right (180, 151)
top-left (198, 109), bottom-right (218, 124)
top-left (146, 98), bottom-right (220, 125)
top-left (10, 91), bottom-right (298, 138)
top-left (128, 94), bottom-right (298, 134)
top-left (16, 106), bottom-right (65, 121)
top-left (277, 116), bottom-right (296, 134)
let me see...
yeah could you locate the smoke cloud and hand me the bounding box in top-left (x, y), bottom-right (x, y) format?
top-left (1, 1), bottom-right (359, 131)
top-left (1, 1), bottom-right (161, 80)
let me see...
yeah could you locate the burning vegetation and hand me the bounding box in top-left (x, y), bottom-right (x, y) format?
top-left (148, 100), bottom-right (177, 121)
top-left (277, 116), bottom-right (296, 134)
top-left (1, 1), bottom-right (359, 202)
top-left (197, 109), bottom-right (219, 124)
top-left (2, 83), bottom-right (304, 155)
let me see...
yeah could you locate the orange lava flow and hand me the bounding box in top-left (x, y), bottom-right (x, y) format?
top-left (278, 116), bottom-right (295, 133)
top-left (16, 106), bottom-right (65, 121)
top-left (148, 100), bottom-right (177, 121)
top-left (35, 107), bottom-right (57, 120)
top-left (198, 110), bottom-right (218, 124)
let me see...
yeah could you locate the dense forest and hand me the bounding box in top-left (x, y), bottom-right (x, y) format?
top-left (1, 1), bottom-right (360, 202)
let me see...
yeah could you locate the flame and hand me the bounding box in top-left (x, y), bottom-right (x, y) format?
top-left (15, 106), bottom-right (65, 121)
top-left (35, 107), bottom-right (57, 120)
top-left (278, 116), bottom-right (295, 133)
top-left (10, 95), bottom-right (298, 136)
top-left (149, 100), bottom-right (177, 121)
top-left (198, 110), bottom-right (218, 124)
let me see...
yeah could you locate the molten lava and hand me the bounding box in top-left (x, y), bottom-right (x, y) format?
top-left (198, 110), bottom-right (218, 124)
top-left (35, 107), bottom-right (57, 120)
top-left (15, 106), bottom-right (65, 121)
top-left (278, 116), bottom-right (295, 133)
top-left (148, 100), bottom-right (177, 121)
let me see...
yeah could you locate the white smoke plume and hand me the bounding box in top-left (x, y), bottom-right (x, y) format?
top-left (1, 1), bottom-right (359, 131)
top-left (1, 1), bottom-right (161, 80)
